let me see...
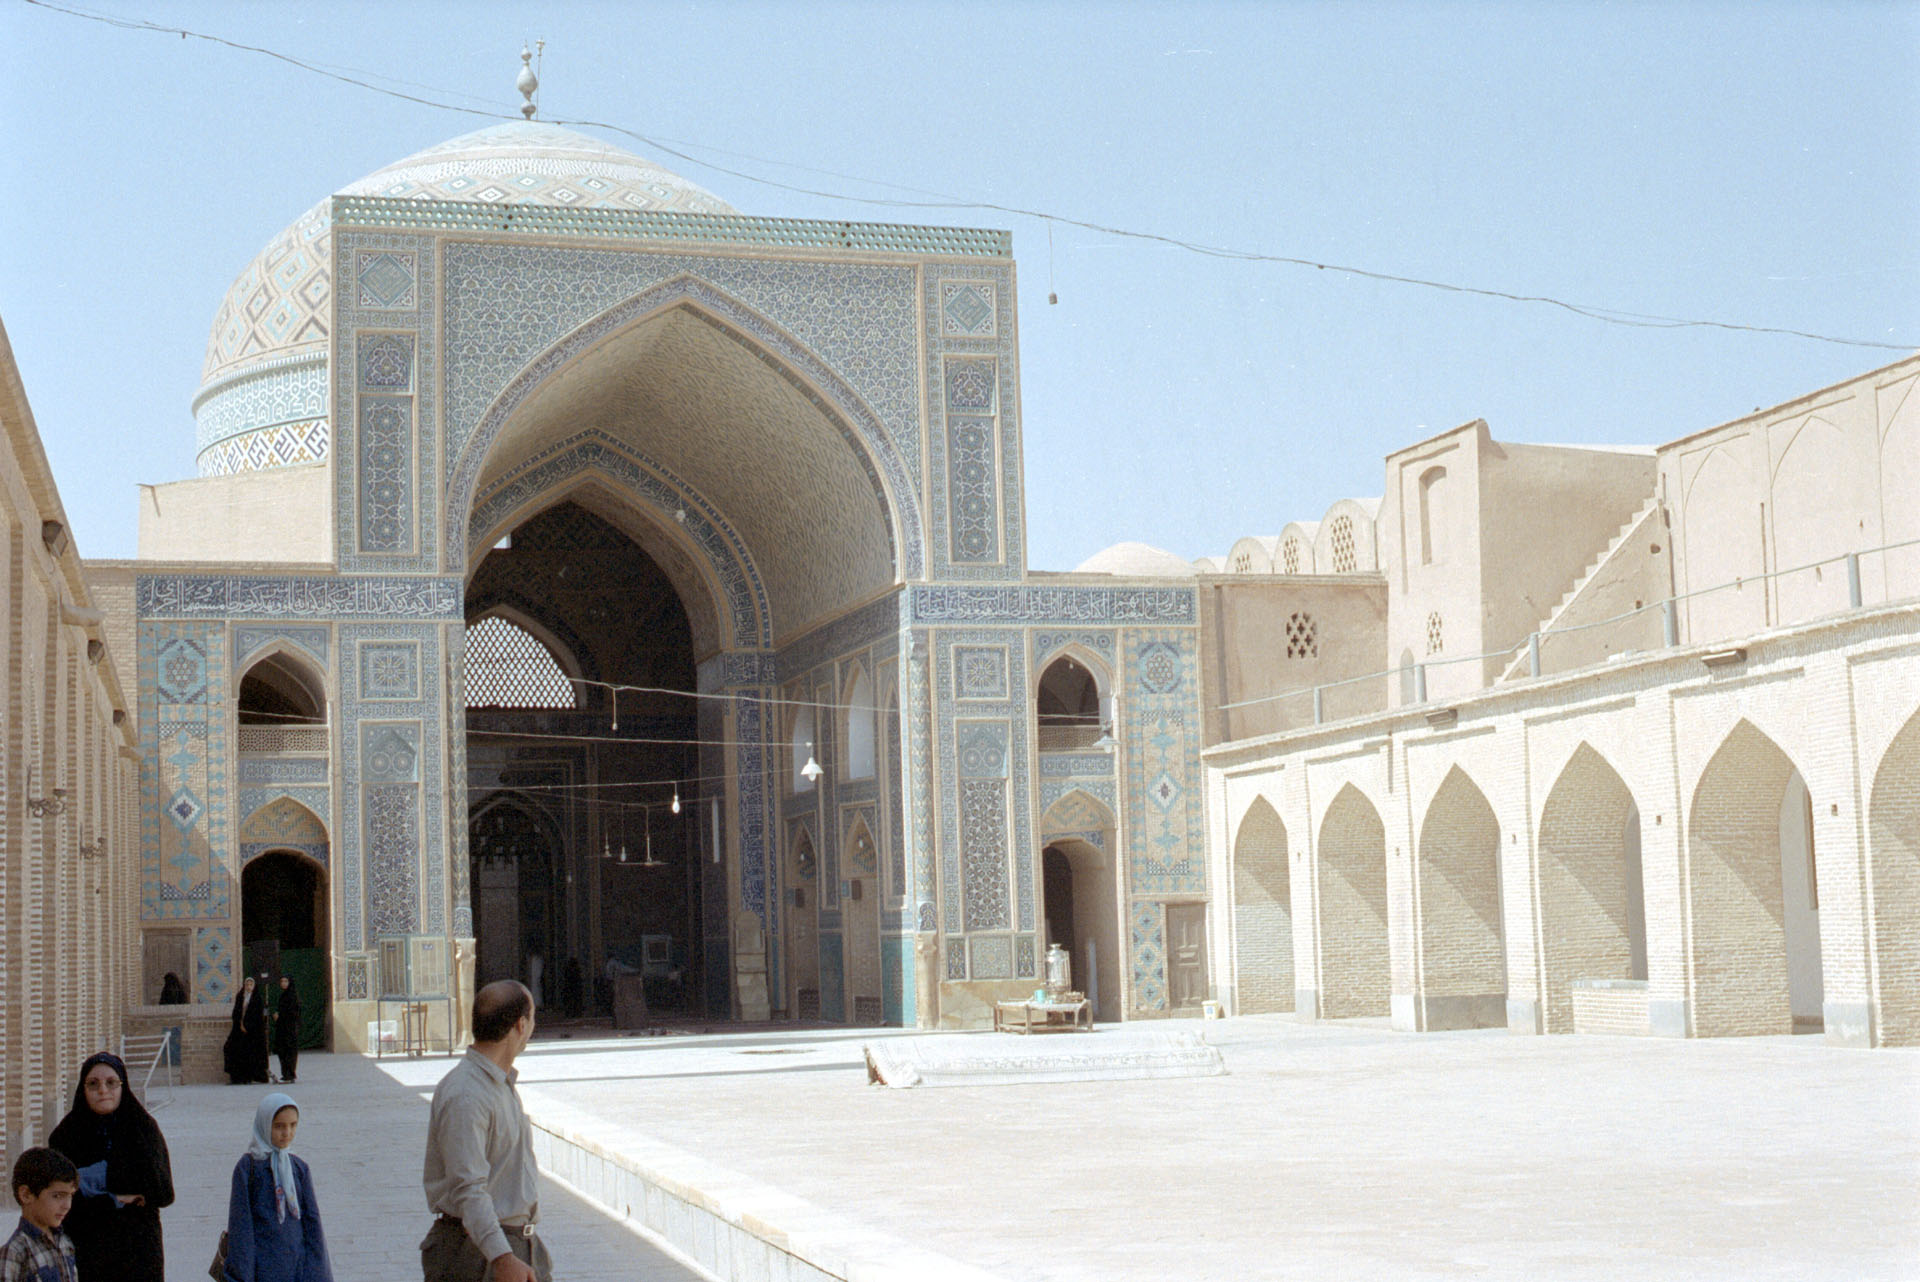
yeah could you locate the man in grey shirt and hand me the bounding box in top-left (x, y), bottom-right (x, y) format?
top-left (422, 980), bottom-right (549, 1282)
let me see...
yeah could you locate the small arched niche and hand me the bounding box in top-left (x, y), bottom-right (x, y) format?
top-left (1036, 653), bottom-right (1107, 751)
top-left (238, 652), bottom-right (327, 726)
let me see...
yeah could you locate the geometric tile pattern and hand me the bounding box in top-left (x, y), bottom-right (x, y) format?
top-left (358, 641), bottom-right (420, 700)
top-left (358, 333), bottom-right (415, 392)
top-left (239, 795), bottom-right (327, 846)
top-left (193, 356), bottom-right (328, 457)
top-left (909, 585), bottom-right (1198, 624)
top-left (355, 251), bottom-right (417, 309)
top-left (954, 645), bottom-right (1010, 700)
top-left (345, 957), bottom-right (371, 1001)
top-left (969, 933), bottom-right (1012, 979)
top-left (139, 623), bottom-right (231, 921)
top-left (365, 783), bottom-right (419, 937)
top-left (947, 416), bottom-right (1000, 563)
top-left (1015, 933), bottom-right (1036, 979)
top-left (956, 722), bottom-right (1011, 779)
top-left (194, 926), bottom-right (234, 1004)
top-left (960, 781), bottom-right (1010, 932)
top-left (1033, 629), bottom-right (1117, 667)
top-left (361, 724), bottom-right (421, 783)
top-left (136, 574), bottom-right (462, 620)
top-left (202, 202), bottom-right (332, 385)
top-left (923, 265), bottom-right (1024, 582)
top-left (1123, 631), bottom-right (1206, 897)
top-left (358, 396), bottom-right (413, 552)
top-left (197, 420), bottom-right (331, 476)
top-left (233, 626), bottom-right (330, 670)
top-left (1130, 901), bottom-right (1168, 1012)
top-left (939, 280), bottom-right (997, 337)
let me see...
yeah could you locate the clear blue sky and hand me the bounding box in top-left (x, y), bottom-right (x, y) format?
top-left (4, 0), bottom-right (1916, 569)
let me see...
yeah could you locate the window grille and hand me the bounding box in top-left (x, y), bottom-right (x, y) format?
top-left (1230, 551), bottom-right (1252, 572)
top-left (464, 617), bottom-right (576, 708)
top-left (1426, 612), bottom-right (1444, 655)
top-left (1285, 612), bottom-right (1318, 659)
top-left (1282, 540), bottom-right (1300, 574)
top-left (1330, 516), bottom-right (1357, 573)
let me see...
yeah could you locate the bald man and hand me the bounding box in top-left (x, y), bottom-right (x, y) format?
top-left (421, 980), bottom-right (550, 1282)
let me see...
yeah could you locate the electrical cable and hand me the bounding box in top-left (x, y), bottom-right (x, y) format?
top-left (20, 0), bottom-right (1913, 352)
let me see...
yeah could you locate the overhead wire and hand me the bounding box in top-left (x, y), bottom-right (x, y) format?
top-left (20, 0), bottom-right (1915, 353)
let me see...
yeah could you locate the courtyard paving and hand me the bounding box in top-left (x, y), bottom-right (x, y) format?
top-left (149, 1049), bottom-right (706, 1281)
top-left (368, 1015), bottom-right (1920, 1282)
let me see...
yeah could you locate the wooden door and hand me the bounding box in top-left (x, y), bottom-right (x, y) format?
top-left (1165, 903), bottom-right (1208, 1008)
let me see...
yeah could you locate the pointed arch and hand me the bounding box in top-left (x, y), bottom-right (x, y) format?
top-left (238, 646), bottom-right (329, 726)
top-left (1868, 705), bottom-right (1920, 1045)
top-left (844, 665), bottom-right (876, 781)
top-left (1687, 720), bottom-right (1810, 1036)
top-left (1233, 795), bottom-right (1292, 1014)
top-left (1040, 787), bottom-right (1116, 838)
top-left (1317, 783), bottom-right (1389, 1018)
top-left (1537, 742), bottom-right (1642, 1033)
top-left (1415, 766), bottom-right (1505, 1026)
top-left (445, 274), bottom-right (923, 614)
top-left (463, 613), bottom-right (579, 709)
top-left (1037, 651), bottom-right (1107, 750)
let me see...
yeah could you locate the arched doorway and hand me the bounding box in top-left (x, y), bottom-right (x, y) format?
top-left (1413, 766), bottom-right (1505, 1029)
top-left (1037, 655), bottom-right (1105, 750)
top-left (1316, 784), bottom-right (1389, 1019)
top-left (787, 827), bottom-right (820, 1020)
top-left (464, 501), bottom-right (704, 1021)
top-left (1686, 721), bottom-right (1820, 1036)
top-left (1536, 743), bottom-right (1644, 1033)
top-left (1868, 706), bottom-right (1920, 1045)
top-left (467, 796), bottom-right (560, 995)
top-left (240, 850), bottom-right (329, 1049)
top-left (1231, 797), bottom-right (1292, 1014)
top-left (1039, 788), bottom-right (1120, 1022)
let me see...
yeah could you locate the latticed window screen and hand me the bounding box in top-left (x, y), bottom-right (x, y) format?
top-left (1285, 612), bottom-right (1318, 659)
top-left (1426, 612), bottom-right (1445, 655)
top-left (464, 617), bottom-right (576, 708)
top-left (1282, 539), bottom-right (1300, 574)
top-left (1330, 516), bottom-right (1357, 573)
top-left (1230, 551), bottom-right (1253, 572)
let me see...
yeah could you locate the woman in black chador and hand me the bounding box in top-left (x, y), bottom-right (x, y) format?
top-left (48, 1051), bottom-right (177, 1282)
top-left (272, 974), bottom-right (304, 1084)
top-left (225, 975), bottom-right (272, 1084)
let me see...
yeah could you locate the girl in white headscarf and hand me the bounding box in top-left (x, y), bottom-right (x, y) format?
top-left (221, 1093), bottom-right (332, 1282)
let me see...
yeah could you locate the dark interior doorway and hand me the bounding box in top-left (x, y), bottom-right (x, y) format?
top-left (240, 851), bottom-right (329, 1049)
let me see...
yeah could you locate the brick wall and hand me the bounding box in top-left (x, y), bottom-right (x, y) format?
top-left (1231, 798), bottom-right (1292, 1013)
top-left (1415, 767), bottom-right (1505, 1003)
top-left (1570, 981), bottom-right (1651, 1036)
top-left (1316, 785), bottom-right (1390, 1018)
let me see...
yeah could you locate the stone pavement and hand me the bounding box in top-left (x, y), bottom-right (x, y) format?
top-left (370, 1016), bottom-right (1920, 1282)
top-left (148, 1048), bottom-right (708, 1281)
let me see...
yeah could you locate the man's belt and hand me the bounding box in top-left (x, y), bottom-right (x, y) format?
top-left (435, 1213), bottom-right (536, 1238)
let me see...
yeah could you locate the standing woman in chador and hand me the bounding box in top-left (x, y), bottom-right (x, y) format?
top-left (225, 976), bottom-right (257, 1084)
top-left (219, 1093), bottom-right (332, 1282)
top-left (47, 1051), bottom-right (177, 1282)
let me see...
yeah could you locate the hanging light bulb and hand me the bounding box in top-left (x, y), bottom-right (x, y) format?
top-left (670, 787), bottom-right (681, 815)
top-left (610, 687), bottom-right (619, 733)
top-left (641, 807), bottom-right (663, 868)
top-left (801, 743), bottom-right (823, 783)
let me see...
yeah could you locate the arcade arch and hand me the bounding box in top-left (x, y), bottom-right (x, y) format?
top-left (1414, 766), bottom-right (1505, 1027)
top-left (1868, 707), bottom-right (1920, 1044)
top-left (1231, 797), bottom-right (1292, 1014)
top-left (1037, 652), bottom-right (1107, 750)
top-left (1040, 789), bottom-right (1120, 1022)
top-left (239, 847), bottom-right (329, 1050)
top-left (1316, 784), bottom-right (1390, 1018)
top-left (1536, 743), bottom-right (1643, 1033)
top-left (1686, 720), bottom-right (1821, 1036)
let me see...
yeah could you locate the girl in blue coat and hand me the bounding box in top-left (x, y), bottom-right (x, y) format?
top-left (223, 1093), bottom-right (332, 1282)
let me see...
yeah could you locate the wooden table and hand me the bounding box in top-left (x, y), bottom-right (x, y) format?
top-left (994, 998), bottom-right (1092, 1033)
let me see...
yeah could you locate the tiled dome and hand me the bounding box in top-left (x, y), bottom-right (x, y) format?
top-left (194, 123), bottom-right (735, 476)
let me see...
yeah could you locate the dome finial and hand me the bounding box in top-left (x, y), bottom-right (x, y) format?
top-left (516, 44), bottom-right (540, 119)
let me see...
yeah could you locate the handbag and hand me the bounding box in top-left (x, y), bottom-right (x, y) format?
top-left (207, 1229), bottom-right (229, 1281)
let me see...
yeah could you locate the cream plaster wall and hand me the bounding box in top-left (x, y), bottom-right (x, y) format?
top-left (1660, 354), bottom-right (1920, 645)
top-left (137, 463), bottom-right (333, 564)
top-left (1198, 576), bottom-right (1388, 744)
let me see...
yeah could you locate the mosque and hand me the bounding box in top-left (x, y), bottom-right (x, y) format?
top-left (1, 77), bottom-right (1915, 1126)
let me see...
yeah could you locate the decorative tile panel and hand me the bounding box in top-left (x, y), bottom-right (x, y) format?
top-left (197, 420), bottom-right (330, 475)
top-left (970, 934), bottom-right (1012, 979)
top-left (1123, 631), bottom-right (1206, 896)
top-left (1033, 630), bottom-right (1117, 666)
top-left (139, 624), bottom-right (231, 921)
top-left (939, 280), bottom-right (997, 337)
top-left (956, 722), bottom-right (1011, 779)
top-left (358, 333), bottom-right (415, 392)
top-left (910, 585), bottom-right (1197, 625)
top-left (944, 358), bottom-right (997, 413)
top-left (194, 926), bottom-right (234, 1003)
top-left (193, 356), bottom-right (328, 456)
top-left (233, 626), bottom-right (330, 669)
top-left (238, 787), bottom-right (329, 822)
top-left (959, 779), bottom-right (1009, 931)
top-left (358, 396), bottom-right (414, 552)
top-left (238, 757), bottom-right (329, 785)
top-left (137, 575), bottom-right (462, 620)
top-left (239, 796), bottom-right (327, 845)
top-left (361, 723), bottom-right (421, 783)
top-left (355, 250), bottom-right (417, 309)
top-left (1130, 901), bottom-right (1168, 1011)
top-left (365, 783), bottom-right (419, 936)
top-left (953, 645), bottom-right (1010, 701)
top-left (358, 641), bottom-right (420, 700)
top-left (1015, 934), bottom-right (1036, 979)
top-left (345, 956), bottom-right (371, 1000)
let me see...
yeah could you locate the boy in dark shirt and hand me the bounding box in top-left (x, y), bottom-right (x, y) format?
top-left (2, 1148), bottom-right (79, 1282)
